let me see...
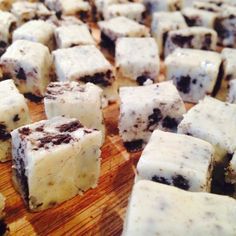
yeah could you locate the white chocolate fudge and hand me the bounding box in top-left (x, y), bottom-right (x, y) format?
top-left (228, 80), bottom-right (236, 104)
top-left (11, 116), bottom-right (103, 212)
top-left (119, 81), bottom-right (186, 152)
top-left (122, 180), bottom-right (236, 236)
top-left (98, 16), bottom-right (149, 50)
top-left (151, 11), bottom-right (187, 56)
top-left (44, 82), bottom-right (105, 138)
top-left (0, 10), bottom-right (17, 55)
top-left (13, 20), bottom-right (55, 50)
top-left (165, 48), bottom-right (222, 103)
top-left (182, 7), bottom-right (217, 28)
top-left (143, 0), bottom-right (181, 14)
top-left (136, 130), bottom-right (214, 192)
top-left (103, 3), bottom-right (145, 22)
top-left (164, 27), bottom-right (217, 57)
top-left (0, 40), bottom-right (52, 101)
top-left (0, 80), bottom-right (30, 162)
top-left (11, 1), bottom-right (53, 24)
top-left (178, 96), bottom-right (236, 161)
top-left (54, 24), bottom-right (95, 49)
top-left (214, 4), bottom-right (236, 48)
top-left (115, 37), bottom-right (160, 87)
top-left (221, 48), bottom-right (236, 81)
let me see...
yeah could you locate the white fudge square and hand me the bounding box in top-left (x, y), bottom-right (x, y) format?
top-left (44, 82), bottom-right (105, 138)
top-left (119, 81), bottom-right (186, 152)
top-left (222, 48), bottom-right (236, 81)
top-left (0, 80), bottom-right (30, 162)
top-left (136, 130), bottom-right (214, 192)
top-left (178, 96), bottom-right (236, 161)
top-left (182, 7), bottom-right (217, 28)
top-left (103, 3), bottom-right (145, 22)
top-left (54, 24), bottom-right (95, 49)
top-left (0, 40), bottom-right (52, 100)
top-left (115, 37), bottom-right (160, 86)
top-left (11, 116), bottom-right (103, 212)
top-left (13, 20), bottom-right (55, 49)
top-left (151, 11), bottom-right (187, 56)
top-left (228, 80), bottom-right (236, 104)
top-left (122, 180), bottom-right (236, 236)
top-left (164, 26), bottom-right (217, 57)
top-left (165, 48), bottom-right (222, 103)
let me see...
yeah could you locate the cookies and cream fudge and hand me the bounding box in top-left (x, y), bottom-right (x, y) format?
top-left (136, 130), bottom-right (214, 192)
top-left (0, 80), bottom-right (31, 162)
top-left (13, 20), bottom-right (55, 50)
top-left (98, 16), bottom-right (149, 51)
top-left (227, 80), bottom-right (236, 104)
top-left (54, 24), bottom-right (95, 49)
top-left (164, 27), bottom-right (217, 57)
top-left (119, 81), bottom-right (186, 152)
top-left (221, 48), bottom-right (236, 81)
top-left (165, 48), bottom-right (222, 103)
top-left (182, 7), bottom-right (217, 28)
top-left (0, 40), bottom-right (52, 101)
top-left (44, 82), bottom-right (105, 138)
top-left (151, 11), bottom-right (187, 56)
top-left (115, 37), bottom-right (160, 87)
top-left (103, 3), bottom-right (145, 22)
top-left (122, 180), bottom-right (236, 236)
top-left (11, 116), bottom-right (103, 211)
top-left (178, 96), bottom-right (236, 161)
top-left (0, 10), bottom-right (17, 55)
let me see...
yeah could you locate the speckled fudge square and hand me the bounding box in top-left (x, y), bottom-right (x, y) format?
top-left (182, 7), bottom-right (217, 28)
top-left (115, 37), bottom-right (160, 87)
top-left (227, 80), bottom-right (236, 103)
top-left (54, 24), bottom-right (95, 48)
top-left (178, 96), bottom-right (236, 161)
top-left (221, 48), bottom-right (236, 81)
top-left (103, 3), bottom-right (145, 22)
top-left (165, 48), bottom-right (222, 103)
top-left (119, 81), bottom-right (186, 152)
top-left (0, 10), bottom-right (17, 55)
top-left (136, 130), bottom-right (214, 192)
top-left (151, 11), bottom-right (187, 56)
top-left (122, 180), bottom-right (236, 236)
top-left (44, 82), bottom-right (105, 138)
top-left (98, 16), bottom-right (149, 51)
top-left (0, 40), bottom-right (52, 101)
top-left (11, 1), bottom-right (53, 24)
top-left (13, 20), bottom-right (55, 50)
top-left (164, 27), bottom-right (217, 57)
top-left (0, 80), bottom-right (30, 162)
top-left (12, 116), bottom-right (103, 211)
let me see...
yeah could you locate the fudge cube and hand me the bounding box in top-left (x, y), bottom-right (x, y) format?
top-left (165, 48), bottom-right (222, 103)
top-left (119, 81), bottom-right (186, 152)
top-left (221, 48), bottom-right (236, 81)
top-left (13, 20), bottom-right (55, 50)
top-left (54, 24), bottom-right (95, 49)
top-left (52, 45), bottom-right (117, 105)
top-left (0, 10), bottom-right (17, 56)
top-left (178, 96), bottom-right (236, 161)
top-left (44, 82), bottom-right (105, 138)
top-left (227, 80), bottom-right (236, 104)
top-left (136, 130), bottom-right (214, 192)
top-left (103, 3), bottom-right (145, 22)
top-left (98, 16), bottom-right (149, 51)
top-left (11, 116), bottom-right (103, 211)
top-left (11, 1), bottom-right (53, 24)
top-left (164, 27), bottom-right (217, 57)
top-left (214, 4), bottom-right (236, 47)
top-left (182, 7), bottom-right (217, 28)
top-left (0, 80), bottom-right (31, 162)
top-left (151, 11), bottom-right (187, 56)
top-left (115, 37), bottom-right (160, 87)
top-left (122, 180), bottom-right (236, 236)
top-left (0, 40), bottom-right (52, 101)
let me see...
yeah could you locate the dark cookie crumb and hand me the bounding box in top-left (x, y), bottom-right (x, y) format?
top-left (0, 219), bottom-right (8, 236)
top-left (176, 75), bottom-right (191, 94)
top-left (136, 75), bottom-right (152, 86)
top-left (171, 35), bottom-right (194, 48)
top-left (172, 175), bottom-right (190, 190)
top-left (57, 121), bottom-right (82, 133)
top-left (202, 33), bottom-right (212, 50)
top-left (24, 93), bottom-right (43, 103)
top-left (124, 139), bottom-right (143, 152)
top-left (79, 11), bottom-right (88, 22)
top-left (152, 175), bottom-right (171, 185)
top-left (13, 114), bottom-right (20, 122)
top-left (212, 62), bottom-right (224, 97)
top-left (35, 125), bottom-right (44, 132)
top-left (38, 134), bottom-right (73, 148)
top-left (19, 127), bottom-right (31, 136)
top-left (184, 16), bottom-right (197, 27)
top-left (100, 32), bottom-right (115, 54)
top-left (16, 68), bottom-right (27, 81)
top-left (162, 116), bottom-right (178, 130)
top-left (148, 108), bottom-right (163, 129)
top-left (0, 124), bottom-right (10, 141)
